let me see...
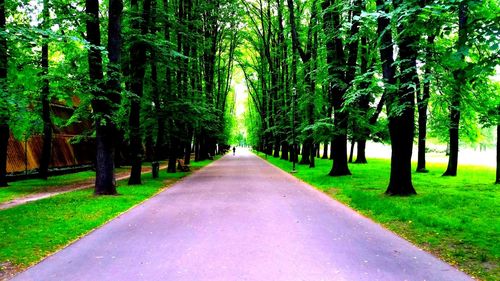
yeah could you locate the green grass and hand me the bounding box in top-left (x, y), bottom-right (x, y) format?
top-left (261, 153), bottom-right (499, 281)
top-left (0, 164), bottom-right (160, 204)
top-left (0, 158), bottom-right (214, 271)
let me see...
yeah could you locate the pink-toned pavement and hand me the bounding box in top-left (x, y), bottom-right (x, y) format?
top-left (12, 149), bottom-right (472, 281)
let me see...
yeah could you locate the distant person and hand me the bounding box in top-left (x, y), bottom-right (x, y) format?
top-left (233, 146), bottom-right (236, 156)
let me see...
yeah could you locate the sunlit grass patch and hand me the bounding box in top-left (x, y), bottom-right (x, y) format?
top-left (262, 154), bottom-right (499, 281)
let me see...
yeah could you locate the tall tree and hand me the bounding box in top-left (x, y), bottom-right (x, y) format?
top-left (0, 0), bottom-right (8, 187)
top-left (128, 0), bottom-right (151, 184)
top-left (416, 35), bottom-right (435, 172)
top-left (443, 2), bottom-right (468, 177)
top-left (497, 116), bottom-right (499, 184)
top-left (376, 0), bottom-right (417, 195)
top-left (39, 0), bottom-right (53, 179)
top-left (86, 0), bottom-right (120, 195)
top-left (322, 0), bottom-right (361, 176)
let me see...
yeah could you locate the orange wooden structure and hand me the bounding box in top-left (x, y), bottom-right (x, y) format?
top-left (7, 102), bottom-right (95, 174)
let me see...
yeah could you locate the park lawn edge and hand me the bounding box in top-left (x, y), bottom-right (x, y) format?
top-left (0, 157), bottom-right (219, 279)
top-left (256, 151), bottom-right (498, 281)
top-left (0, 163), bottom-right (164, 204)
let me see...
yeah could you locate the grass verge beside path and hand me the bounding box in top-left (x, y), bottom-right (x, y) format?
top-left (0, 158), bottom-right (215, 278)
top-left (260, 153), bottom-right (499, 281)
top-left (0, 166), bottom-right (134, 204)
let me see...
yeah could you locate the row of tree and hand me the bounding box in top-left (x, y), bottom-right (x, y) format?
top-left (240, 0), bottom-right (499, 195)
top-left (0, 0), bottom-right (242, 194)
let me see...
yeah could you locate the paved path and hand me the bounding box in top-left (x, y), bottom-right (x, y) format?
top-left (12, 149), bottom-right (472, 281)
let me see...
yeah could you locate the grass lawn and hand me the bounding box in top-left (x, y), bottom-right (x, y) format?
top-left (260, 153), bottom-right (499, 281)
top-left (0, 164), bottom-right (161, 204)
top-left (0, 158), bottom-right (215, 276)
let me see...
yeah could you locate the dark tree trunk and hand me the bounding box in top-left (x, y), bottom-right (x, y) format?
top-left (299, 142), bottom-right (311, 165)
top-left (128, 0), bottom-right (151, 185)
top-left (348, 139), bottom-right (355, 163)
top-left (0, 126), bottom-right (7, 187)
top-left (145, 133), bottom-right (154, 162)
top-left (416, 36), bottom-right (435, 173)
top-left (194, 136), bottom-right (200, 162)
top-left (167, 139), bottom-right (177, 173)
top-left (329, 135), bottom-right (351, 176)
top-left (443, 3), bottom-right (467, 177)
top-left (355, 36), bottom-right (371, 163)
top-left (281, 142), bottom-right (289, 160)
top-left (380, 0), bottom-right (416, 195)
top-left (87, 0), bottom-right (122, 195)
top-left (355, 139), bottom-right (367, 163)
top-left (184, 128), bottom-right (193, 165)
top-left (289, 144), bottom-right (295, 163)
top-left (442, 95), bottom-right (460, 176)
top-left (0, 0), bottom-right (7, 187)
top-left (330, 140), bottom-right (334, 160)
top-left (273, 142), bottom-right (280, 158)
top-left (151, 0), bottom-right (164, 162)
top-left (39, 0), bottom-right (52, 180)
top-left (496, 123), bottom-right (499, 184)
top-left (323, 0), bottom-right (358, 176)
top-left (322, 142), bottom-right (328, 159)
top-left (310, 143), bottom-right (315, 168)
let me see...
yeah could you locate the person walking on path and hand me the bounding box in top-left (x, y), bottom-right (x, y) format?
top-left (233, 146), bottom-right (236, 156)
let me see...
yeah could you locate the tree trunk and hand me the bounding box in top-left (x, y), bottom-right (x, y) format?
top-left (310, 143), bottom-right (315, 168)
top-left (86, 0), bottom-right (118, 195)
top-left (348, 139), bottom-right (355, 163)
top-left (128, 0), bottom-right (151, 185)
top-left (0, 0), bottom-right (7, 187)
top-left (496, 123), bottom-right (499, 184)
top-left (378, 0), bottom-right (416, 195)
top-left (151, 0), bottom-right (164, 162)
top-left (323, 0), bottom-right (355, 176)
top-left (443, 3), bottom-right (467, 177)
top-left (355, 139), bottom-right (367, 163)
top-left (273, 142), bottom-right (280, 158)
top-left (39, 0), bottom-right (52, 180)
top-left (281, 142), bottom-right (289, 160)
top-left (329, 140), bottom-right (334, 160)
top-left (299, 142), bottom-right (311, 165)
top-left (416, 35), bottom-right (435, 173)
top-left (167, 139), bottom-right (177, 173)
top-left (322, 142), bottom-right (328, 159)
top-left (0, 125), bottom-right (8, 187)
top-left (184, 128), bottom-right (193, 165)
top-left (442, 95), bottom-right (460, 176)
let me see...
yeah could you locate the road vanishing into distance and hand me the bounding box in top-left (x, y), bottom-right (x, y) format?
top-left (13, 149), bottom-right (473, 281)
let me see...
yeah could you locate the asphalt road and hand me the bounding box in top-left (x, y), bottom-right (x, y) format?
top-left (12, 149), bottom-right (473, 281)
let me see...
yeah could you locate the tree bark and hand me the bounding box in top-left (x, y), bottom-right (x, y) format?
top-left (323, 0), bottom-right (356, 176)
top-left (496, 122), bottom-right (499, 184)
top-left (167, 136), bottom-right (177, 173)
top-left (349, 139), bottom-right (355, 163)
top-left (322, 142), bottom-right (328, 159)
top-left (443, 3), bottom-right (467, 177)
top-left (355, 140), bottom-right (367, 163)
top-left (128, 0), bottom-right (151, 185)
top-left (0, 126), bottom-right (7, 187)
top-left (0, 0), bottom-right (7, 187)
top-left (416, 35), bottom-right (435, 173)
top-left (281, 142), bottom-right (289, 160)
top-left (39, 0), bottom-right (52, 180)
top-left (87, 0), bottom-right (122, 195)
top-left (378, 0), bottom-right (416, 195)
